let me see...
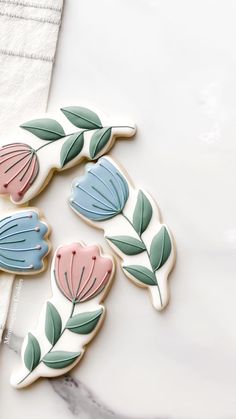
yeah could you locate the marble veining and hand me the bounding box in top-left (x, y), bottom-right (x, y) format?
top-left (4, 330), bottom-right (164, 419)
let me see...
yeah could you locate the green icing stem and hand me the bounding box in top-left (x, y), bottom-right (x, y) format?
top-left (17, 301), bottom-right (77, 386)
top-left (35, 125), bottom-right (135, 153)
top-left (121, 213), bottom-right (163, 307)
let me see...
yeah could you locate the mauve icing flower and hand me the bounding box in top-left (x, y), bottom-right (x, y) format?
top-left (0, 143), bottom-right (39, 202)
top-left (70, 157), bottom-right (129, 221)
top-left (54, 243), bottom-right (113, 303)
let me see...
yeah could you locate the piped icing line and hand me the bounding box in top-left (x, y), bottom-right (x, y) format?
top-left (69, 157), bottom-right (176, 312)
top-left (0, 106), bottom-right (136, 204)
top-left (0, 144), bottom-right (40, 202)
top-left (0, 209), bottom-right (50, 274)
top-left (11, 242), bottom-right (114, 389)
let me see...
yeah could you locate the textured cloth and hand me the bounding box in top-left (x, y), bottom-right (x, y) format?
top-left (0, 0), bottom-right (64, 341)
top-left (0, 0), bottom-right (63, 137)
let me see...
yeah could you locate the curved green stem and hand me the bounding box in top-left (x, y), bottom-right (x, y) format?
top-left (17, 301), bottom-right (76, 386)
top-left (122, 213), bottom-right (163, 307)
top-left (35, 131), bottom-right (89, 152)
top-left (35, 125), bottom-right (135, 152)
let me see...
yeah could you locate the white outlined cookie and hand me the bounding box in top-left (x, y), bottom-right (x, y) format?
top-left (70, 156), bottom-right (176, 311)
top-left (0, 106), bottom-right (135, 204)
top-left (11, 242), bottom-right (114, 388)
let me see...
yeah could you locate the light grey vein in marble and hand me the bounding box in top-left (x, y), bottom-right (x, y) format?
top-left (4, 330), bottom-right (166, 419)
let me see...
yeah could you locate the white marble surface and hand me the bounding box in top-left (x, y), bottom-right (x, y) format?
top-left (2, 0), bottom-right (236, 418)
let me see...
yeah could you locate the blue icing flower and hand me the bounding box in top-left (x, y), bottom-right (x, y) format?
top-left (70, 157), bottom-right (129, 221)
top-left (0, 210), bottom-right (49, 273)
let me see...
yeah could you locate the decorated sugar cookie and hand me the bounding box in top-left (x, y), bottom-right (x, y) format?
top-left (0, 208), bottom-right (49, 274)
top-left (69, 157), bottom-right (175, 311)
top-left (0, 201), bottom-right (50, 342)
top-left (11, 242), bottom-right (114, 388)
top-left (0, 106), bottom-right (135, 204)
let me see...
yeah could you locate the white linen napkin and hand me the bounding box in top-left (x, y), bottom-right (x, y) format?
top-left (0, 0), bottom-right (64, 341)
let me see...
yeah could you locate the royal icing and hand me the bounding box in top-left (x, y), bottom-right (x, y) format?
top-left (70, 157), bottom-right (175, 311)
top-left (0, 106), bottom-right (135, 204)
top-left (11, 242), bottom-right (114, 388)
top-left (0, 209), bottom-right (49, 274)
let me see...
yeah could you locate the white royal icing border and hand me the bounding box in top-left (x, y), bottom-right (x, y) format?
top-left (11, 242), bottom-right (115, 389)
top-left (0, 106), bottom-right (136, 205)
top-left (69, 156), bottom-right (176, 312)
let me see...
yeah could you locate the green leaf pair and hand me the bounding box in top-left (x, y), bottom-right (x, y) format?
top-left (60, 126), bottom-right (112, 166)
top-left (24, 333), bottom-right (79, 372)
top-left (45, 302), bottom-right (103, 344)
top-left (43, 307), bottom-right (103, 369)
top-left (24, 305), bottom-right (103, 372)
top-left (121, 226), bottom-right (171, 287)
top-left (107, 191), bottom-right (172, 288)
top-left (21, 107), bottom-right (102, 140)
top-left (61, 107), bottom-right (112, 160)
top-left (21, 106), bottom-right (113, 166)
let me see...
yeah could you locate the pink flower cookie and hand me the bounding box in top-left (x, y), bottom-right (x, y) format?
top-left (0, 106), bottom-right (135, 204)
top-left (0, 143), bottom-right (39, 202)
top-left (11, 242), bottom-right (114, 388)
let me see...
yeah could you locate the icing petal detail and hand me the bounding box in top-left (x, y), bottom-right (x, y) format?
top-left (70, 158), bottom-right (129, 221)
top-left (0, 143), bottom-right (39, 202)
top-left (54, 243), bottom-right (112, 303)
top-left (10, 242), bottom-right (114, 389)
top-left (0, 211), bottom-right (49, 272)
top-left (69, 157), bottom-right (175, 312)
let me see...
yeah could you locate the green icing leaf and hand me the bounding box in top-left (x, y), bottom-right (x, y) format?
top-left (60, 132), bottom-right (84, 167)
top-left (66, 308), bottom-right (103, 334)
top-left (24, 333), bottom-right (41, 372)
top-left (45, 302), bottom-right (62, 345)
top-left (20, 118), bottom-right (65, 141)
top-left (106, 235), bottom-right (145, 255)
top-left (89, 127), bottom-right (112, 159)
top-left (123, 265), bottom-right (157, 286)
top-left (61, 106), bottom-right (102, 129)
top-left (150, 226), bottom-right (172, 271)
top-left (42, 351), bottom-right (80, 369)
top-left (133, 190), bottom-right (153, 235)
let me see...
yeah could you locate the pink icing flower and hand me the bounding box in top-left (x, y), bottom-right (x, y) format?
top-left (54, 243), bottom-right (113, 303)
top-left (0, 143), bottom-right (39, 202)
